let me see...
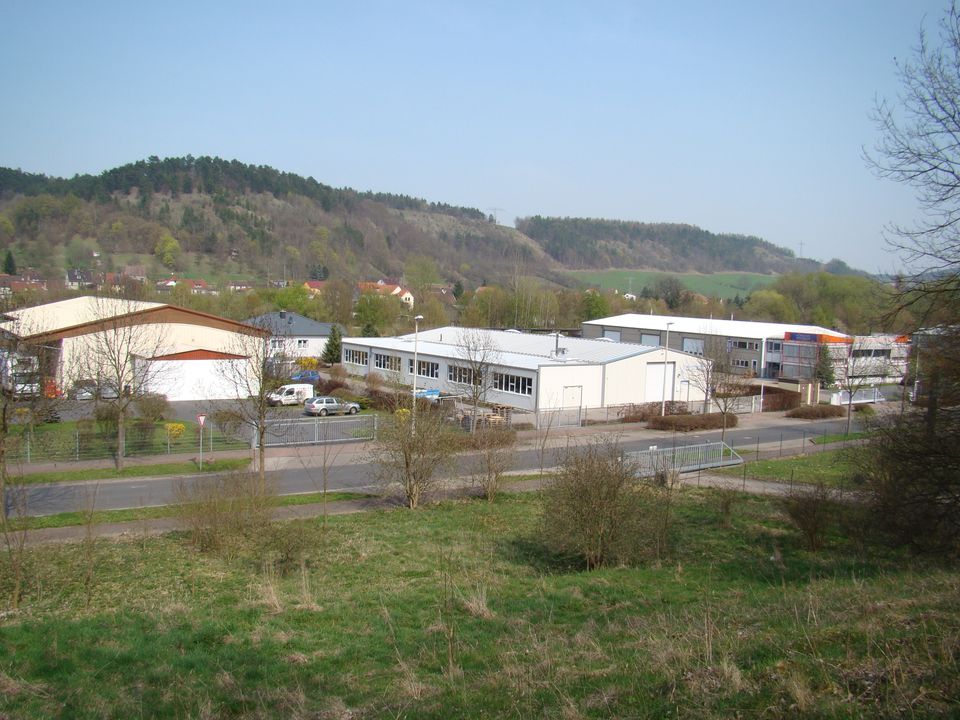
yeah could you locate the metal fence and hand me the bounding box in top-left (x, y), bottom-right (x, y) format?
top-left (4, 423), bottom-right (250, 465)
top-left (625, 442), bottom-right (743, 477)
top-left (261, 415), bottom-right (376, 448)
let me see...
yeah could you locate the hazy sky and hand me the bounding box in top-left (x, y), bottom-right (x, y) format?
top-left (0, 1), bottom-right (947, 272)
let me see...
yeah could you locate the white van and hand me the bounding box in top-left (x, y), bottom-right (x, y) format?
top-left (267, 383), bottom-right (315, 406)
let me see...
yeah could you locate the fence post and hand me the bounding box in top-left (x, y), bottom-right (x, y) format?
top-left (779, 433), bottom-right (783, 458)
top-left (374, 414), bottom-right (378, 439)
top-left (26, 430), bottom-right (30, 464)
top-left (76, 429), bottom-right (80, 461)
top-left (802, 430), bottom-right (806, 454)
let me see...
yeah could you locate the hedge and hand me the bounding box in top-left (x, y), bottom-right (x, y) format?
top-left (785, 404), bottom-right (846, 419)
top-left (646, 412), bottom-right (738, 432)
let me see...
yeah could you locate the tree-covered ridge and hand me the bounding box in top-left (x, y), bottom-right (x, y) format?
top-left (0, 156), bottom-right (486, 221)
top-left (516, 216), bottom-right (800, 273)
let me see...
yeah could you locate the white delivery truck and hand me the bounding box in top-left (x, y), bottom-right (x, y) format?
top-left (267, 383), bottom-right (315, 406)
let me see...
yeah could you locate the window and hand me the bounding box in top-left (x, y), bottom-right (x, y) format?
top-left (733, 359), bottom-right (751, 368)
top-left (448, 365), bottom-right (478, 385)
top-left (729, 340), bottom-right (760, 351)
top-left (374, 353), bottom-right (401, 372)
top-left (852, 348), bottom-right (892, 359)
top-left (641, 333), bottom-right (660, 347)
top-left (270, 339), bottom-right (284, 350)
top-left (682, 338), bottom-right (704, 356)
top-left (493, 372), bottom-right (533, 396)
top-left (297, 339), bottom-right (308, 349)
top-left (767, 341), bottom-right (782, 352)
top-left (417, 360), bottom-right (439, 379)
top-left (343, 348), bottom-right (368, 366)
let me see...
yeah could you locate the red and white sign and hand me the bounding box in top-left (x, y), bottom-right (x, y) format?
top-left (196, 413), bottom-right (207, 428)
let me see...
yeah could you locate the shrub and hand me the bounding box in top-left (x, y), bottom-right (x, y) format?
top-left (130, 418), bottom-right (157, 451)
top-left (364, 371), bottom-right (384, 395)
top-left (467, 427), bottom-right (516, 501)
top-left (135, 393), bottom-right (169, 422)
top-left (779, 482), bottom-right (837, 552)
top-left (620, 401), bottom-right (688, 423)
top-left (174, 472), bottom-right (274, 556)
top-left (647, 412), bottom-right (738, 432)
top-left (94, 404), bottom-right (119, 447)
top-left (541, 437), bottom-right (672, 569)
top-left (318, 378), bottom-right (347, 395)
top-left (211, 410), bottom-right (244, 440)
top-left (330, 387), bottom-right (370, 409)
top-left (786, 404), bottom-right (846, 419)
top-left (164, 422), bottom-right (186, 441)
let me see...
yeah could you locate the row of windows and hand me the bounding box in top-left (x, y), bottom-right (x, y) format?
top-left (374, 353), bottom-right (401, 372)
top-left (729, 340), bottom-right (761, 351)
top-left (270, 339), bottom-right (309, 349)
top-left (493, 372), bottom-right (533, 396)
top-left (343, 348), bottom-right (368, 366)
top-left (852, 348), bottom-right (892, 359)
top-left (344, 348), bottom-right (533, 394)
top-left (448, 365), bottom-right (479, 385)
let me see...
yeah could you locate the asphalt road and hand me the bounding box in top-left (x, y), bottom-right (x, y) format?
top-left (14, 415), bottom-right (855, 517)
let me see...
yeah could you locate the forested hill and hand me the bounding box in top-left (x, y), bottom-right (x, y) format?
top-left (516, 216), bottom-right (804, 273)
top-left (0, 157), bottom-right (560, 286)
top-left (0, 156), bottom-right (829, 285)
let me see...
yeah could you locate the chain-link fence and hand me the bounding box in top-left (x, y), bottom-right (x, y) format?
top-left (261, 415), bottom-right (376, 447)
top-left (4, 421), bottom-right (250, 464)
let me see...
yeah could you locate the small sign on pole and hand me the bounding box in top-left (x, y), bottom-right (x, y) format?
top-left (197, 414), bottom-right (207, 470)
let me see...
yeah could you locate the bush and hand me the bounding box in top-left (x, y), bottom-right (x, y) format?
top-left (541, 437), bottom-right (673, 569)
top-left (779, 482), bottom-right (837, 551)
top-left (94, 404), bottom-right (119, 448)
top-left (786, 404), bottom-right (846, 419)
top-left (647, 412), bottom-right (738, 432)
top-left (130, 418), bottom-right (157, 451)
top-left (211, 410), bottom-right (244, 440)
top-left (330, 387), bottom-right (371, 409)
top-left (318, 378), bottom-right (347, 395)
top-left (135, 393), bottom-right (169, 422)
top-left (174, 472), bottom-right (274, 556)
top-left (619, 401), bottom-right (688, 423)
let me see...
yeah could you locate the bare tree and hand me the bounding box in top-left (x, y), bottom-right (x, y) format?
top-left (468, 428), bottom-right (515, 501)
top-left (867, 2), bottom-right (960, 325)
top-left (686, 337), bottom-right (754, 443)
top-left (68, 297), bottom-right (172, 471)
top-left (452, 327), bottom-right (500, 432)
top-left (369, 408), bottom-right (456, 509)
top-left (213, 323), bottom-right (278, 487)
top-left (835, 338), bottom-right (896, 436)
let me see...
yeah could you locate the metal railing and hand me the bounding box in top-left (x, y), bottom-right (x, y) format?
top-left (261, 415), bottom-right (376, 447)
top-left (625, 441), bottom-right (743, 477)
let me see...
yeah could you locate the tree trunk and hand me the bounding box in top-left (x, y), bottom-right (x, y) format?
top-left (116, 406), bottom-right (125, 471)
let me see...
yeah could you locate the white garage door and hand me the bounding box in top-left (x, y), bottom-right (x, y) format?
top-left (645, 362), bottom-right (675, 404)
top-left (142, 359), bottom-right (256, 401)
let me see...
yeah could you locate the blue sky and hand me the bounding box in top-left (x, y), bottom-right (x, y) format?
top-left (0, 1), bottom-right (947, 272)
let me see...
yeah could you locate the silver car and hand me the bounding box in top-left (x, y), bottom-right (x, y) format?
top-left (304, 396), bottom-right (360, 416)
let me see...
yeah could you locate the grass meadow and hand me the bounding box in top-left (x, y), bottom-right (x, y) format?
top-left (571, 269), bottom-right (777, 299)
top-left (1, 487), bottom-right (957, 719)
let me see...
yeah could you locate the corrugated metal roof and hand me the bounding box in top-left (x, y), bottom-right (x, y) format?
top-left (0, 297), bottom-right (166, 336)
top-left (582, 313), bottom-right (849, 341)
top-left (346, 327), bottom-right (660, 369)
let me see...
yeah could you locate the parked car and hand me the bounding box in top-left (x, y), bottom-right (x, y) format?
top-left (72, 379), bottom-right (119, 401)
top-left (290, 369), bottom-right (321, 383)
top-left (304, 396), bottom-right (360, 416)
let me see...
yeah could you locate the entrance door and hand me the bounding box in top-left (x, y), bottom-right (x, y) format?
top-left (645, 362), bottom-right (675, 404)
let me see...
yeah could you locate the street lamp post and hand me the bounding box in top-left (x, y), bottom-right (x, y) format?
top-left (661, 322), bottom-right (674, 416)
top-left (411, 314), bottom-right (424, 431)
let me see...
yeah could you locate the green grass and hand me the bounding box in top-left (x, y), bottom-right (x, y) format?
top-left (12, 490), bottom-right (373, 530)
top-left (716, 448), bottom-right (858, 487)
top-left (1, 490), bottom-right (957, 718)
top-left (571, 269), bottom-right (777, 299)
top-left (14, 458), bottom-right (251, 485)
top-left (811, 430), bottom-right (874, 445)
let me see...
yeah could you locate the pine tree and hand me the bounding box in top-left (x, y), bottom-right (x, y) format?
top-left (3, 249), bottom-right (16, 276)
top-left (321, 326), bottom-right (342, 365)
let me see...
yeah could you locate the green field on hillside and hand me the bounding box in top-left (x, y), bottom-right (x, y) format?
top-left (571, 269), bottom-right (777, 299)
top-left (1, 490), bottom-right (956, 718)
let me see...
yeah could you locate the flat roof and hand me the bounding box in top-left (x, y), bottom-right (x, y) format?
top-left (345, 327), bottom-right (664, 369)
top-left (583, 313), bottom-right (849, 341)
